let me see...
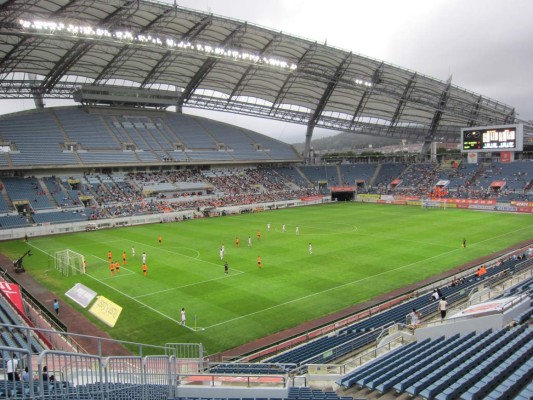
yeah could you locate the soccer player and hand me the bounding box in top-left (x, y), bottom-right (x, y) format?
top-left (142, 263), bottom-right (147, 277)
top-left (122, 251), bottom-right (127, 264)
top-left (224, 261), bottom-right (229, 274)
top-left (267, 223), bottom-right (271, 232)
top-left (282, 224), bottom-right (286, 233)
top-left (462, 238), bottom-right (467, 248)
top-left (109, 261), bottom-right (115, 275)
top-left (180, 307), bottom-right (186, 326)
top-left (221, 243), bottom-right (225, 254)
top-left (83, 259), bottom-right (87, 273)
top-left (235, 237), bottom-right (239, 247)
top-left (308, 243), bottom-right (313, 255)
top-left (107, 250), bottom-right (112, 263)
top-left (158, 235), bottom-right (162, 245)
top-left (115, 260), bottom-right (120, 273)
top-left (257, 256), bottom-right (262, 268)
top-left (248, 236), bottom-right (252, 247)
top-left (142, 252), bottom-right (147, 264)
top-left (131, 246), bottom-right (135, 257)
top-left (219, 248), bottom-right (224, 260)
top-left (296, 225), bottom-right (299, 235)
top-left (257, 230), bottom-right (261, 240)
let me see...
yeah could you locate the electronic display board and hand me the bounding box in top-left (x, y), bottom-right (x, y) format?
top-left (461, 124), bottom-right (523, 152)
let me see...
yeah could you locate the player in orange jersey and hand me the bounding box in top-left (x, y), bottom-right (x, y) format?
top-left (235, 237), bottom-right (239, 247)
top-left (257, 230), bottom-right (261, 240)
top-left (142, 263), bottom-right (147, 276)
top-left (107, 250), bottom-right (112, 263)
top-left (115, 261), bottom-right (120, 273)
top-left (158, 235), bottom-right (162, 245)
top-left (257, 256), bottom-right (262, 268)
top-left (109, 262), bottom-right (115, 275)
top-left (122, 251), bottom-right (127, 264)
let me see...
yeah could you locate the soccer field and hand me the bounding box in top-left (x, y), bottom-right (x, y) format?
top-left (0, 203), bottom-right (531, 354)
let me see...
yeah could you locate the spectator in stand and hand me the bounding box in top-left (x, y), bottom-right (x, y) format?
top-left (408, 308), bottom-right (421, 329)
top-left (439, 297), bottom-right (448, 320)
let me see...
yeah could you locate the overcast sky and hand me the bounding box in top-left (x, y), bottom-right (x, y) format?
top-left (3, 0), bottom-right (533, 144)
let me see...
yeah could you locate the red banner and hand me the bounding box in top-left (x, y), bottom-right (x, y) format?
top-left (500, 151), bottom-right (512, 163)
top-left (445, 198), bottom-right (497, 205)
top-left (330, 186), bottom-right (355, 192)
top-left (300, 195), bottom-right (323, 202)
top-left (0, 281), bottom-right (25, 316)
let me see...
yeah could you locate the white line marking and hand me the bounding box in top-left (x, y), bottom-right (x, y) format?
top-left (133, 271), bottom-right (244, 299)
top-left (27, 242), bottom-right (194, 331)
top-left (203, 225), bottom-right (532, 329)
top-left (121, 238), bottom-right (245, 273)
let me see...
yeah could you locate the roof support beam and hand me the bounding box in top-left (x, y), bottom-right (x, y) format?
top-left (183, 15), bottom-right (213, 41)
top-left (421, 75), bottom-right (452, 155)
top-left (304, 52), bottom-right (352, 162)
top-left (505, 108), bottom-right (516, 124)
top-left (177, 23), bottom-right (246, 113)
top-left (140, 15), bottom-right (213, 88)
top-left (387, 72), bottom-right (417, 135)
top-left (348, 62), bottom-right (383, 130)
top-left (0, 0), bottom-right (88, 78)
top-left (40, 0), bottom-right (142, 93)
top-left (270, 42), bottom-right (317, 115)
top-left (468, 95), bottom-right (482, 127)
top-left (228, 33), bottom-right (282, 101)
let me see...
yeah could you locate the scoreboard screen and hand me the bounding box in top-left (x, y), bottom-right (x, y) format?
top-left (461, 124), bottom-right (523, 152)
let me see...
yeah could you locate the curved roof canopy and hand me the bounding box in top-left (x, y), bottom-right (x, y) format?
top-left (0, 0), bottom-right (522, 145)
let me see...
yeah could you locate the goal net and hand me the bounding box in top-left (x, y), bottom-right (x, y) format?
top-left (55, 249), bottom-right (85, 277)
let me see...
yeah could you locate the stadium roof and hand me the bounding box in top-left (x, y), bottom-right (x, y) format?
top-left (0, 0), bottom-right (529, 157)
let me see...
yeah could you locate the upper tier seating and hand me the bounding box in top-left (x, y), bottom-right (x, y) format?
top-left (2, 178), bottom-right (53, 210)
top-left (0, 107), bottom-right (300, 169)
top-left (0, 110), bottom-right (79, 167)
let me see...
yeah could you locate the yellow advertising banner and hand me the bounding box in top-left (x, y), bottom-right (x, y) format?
top-left (89, 296), bottom-right (122, 327)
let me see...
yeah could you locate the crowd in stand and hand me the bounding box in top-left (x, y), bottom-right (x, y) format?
top-left (57, 168), bottom-right (320, 221)
top-left (369, 161), bottom-right (532, 201)
top-left (0, 161), bottom-right (531, 226)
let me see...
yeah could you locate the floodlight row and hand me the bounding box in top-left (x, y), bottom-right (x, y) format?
top-left (18, 19), bottom-right (298, 71)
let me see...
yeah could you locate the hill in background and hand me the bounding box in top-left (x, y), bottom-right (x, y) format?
top-left (292, 131), bottom-right (404, 152)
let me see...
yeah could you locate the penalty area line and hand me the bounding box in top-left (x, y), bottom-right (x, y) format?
top-left (27, 243), bottom-right (190, 329)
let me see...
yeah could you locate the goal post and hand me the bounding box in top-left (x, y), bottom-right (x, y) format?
top-left (55, 249), bottom-right (85, 277)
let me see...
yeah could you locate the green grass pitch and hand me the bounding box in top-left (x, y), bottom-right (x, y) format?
top-left (0, 203), bottom-right (531, 354)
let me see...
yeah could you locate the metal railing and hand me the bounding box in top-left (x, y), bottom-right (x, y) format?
top-left (0, 345), bottom-right (208, 400)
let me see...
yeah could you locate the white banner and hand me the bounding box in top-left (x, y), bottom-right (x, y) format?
top-left (66, 283), bottom-right (97, 308)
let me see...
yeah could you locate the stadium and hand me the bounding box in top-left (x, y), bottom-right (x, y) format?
top-left (0, 1), bottom-right (532, 399)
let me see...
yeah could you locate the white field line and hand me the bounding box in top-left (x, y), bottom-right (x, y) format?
top-left (27, 242), bottom-right (194, 330)
top-left (29, 225), bottom-right (530, 332)
top-left (133, 271), bottom-right (244, 299)
top-left (203, 225), bottom-right (531, 329)
top-left (121, 238), bottom-right (246, 274)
